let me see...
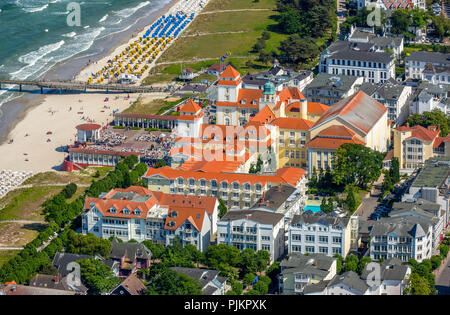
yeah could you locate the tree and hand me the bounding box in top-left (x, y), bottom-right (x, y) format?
top-left (404, 272), bottom-right (431, 295)
top-left (406, 109), bottom-right (449, 137)
top-left (439, 244), bottom-right (449, 259)
top-left (345, 185), bottom-right (358, 213)
top-left (332, 143), bottom-right (384, 189)
top-left (432, 13), bottom-right (450, 39)
top-left (343, 254), bottom-right (359, 273)
top-left (253, 38), bottom-right (266, 53)
top-left (357, 257), bottom-right (372, 275)
top-left (243, 273), bottom-right (256, 287)
top-left (218, 199), bottom-right (228, 218)
top-left (390, 157), bottom-right (400, 184)
top-left (320, 198), bottom-right (328, 213)
top-left (278, 35), bottom-right (319, 66)
top-left (430, 256), bottom-right (442, 271)
top-left (145, 265), bottom-right (202, 295)
top-left (390, 9), bottom-right (412, 35)
top-left (334, 254), bottom-right (344, 274)
top-left (381, 171), bottom-right (394, 196)
top-left (77, 258), bottom-right (121, 295)
top-left (257, 51), bottom-right (272, 65)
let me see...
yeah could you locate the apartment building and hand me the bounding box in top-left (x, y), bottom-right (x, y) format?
top-left (401, 157), bottom-right (450, 230)
top-left (390, 199), bottom-right (445, 251)
top-left (288, 213), bottom-right (357, 258)
top-left (393, 124), bottom-right (442, 171)
top-left (279, 253), bottom-right (337, 295)
top-left (368, 216), bottom-right (433, 262)
top-left (144, 166), bottom-right (306, 210)
top-left (81, 186), bottom-right (218, 251)
top-left (359, 79), bottom-right (412, 126)
top-left (217, 210), bottom-right (285, 262)
top-left (304, 74), bottom-right (364, 106)
top-left (319, 41), bottom-right (395, 84)
top-left (251, 184), bottom-right (306, 219)
top-left (348, 27), bottom-right (404, 59)
top-left (405, 51), bottom-right (450, 83)
top-left (410, 83), bottom-right (450, 115)
top-left (306, 91), bottom-right (390, 174)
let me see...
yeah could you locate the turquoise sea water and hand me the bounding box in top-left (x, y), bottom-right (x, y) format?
top-left (0, 0), bottom-right (169, 106)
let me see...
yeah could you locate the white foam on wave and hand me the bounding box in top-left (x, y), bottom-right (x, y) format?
top-left (114, 1), bottom-right (151, 19)
top-left (23, 4), bottom-right (48, 13)
top-left (18, 40), bottom-right (65, 66)
top-left (99, 14), bottom-right (109, 23)
top-left (62, 32), bottom-right (77, 38)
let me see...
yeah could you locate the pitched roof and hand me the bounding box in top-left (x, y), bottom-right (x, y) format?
top-left (180, 99), bottom-right (202, 114)
top-left (76, 123), bottom-right (102, 131)
top-left (220, 65), bottom-right (240, 78)
top-left (306, 125), bottom-right (365, 149)
top-left (285, 101), bottom-right (330, 116)
top-left (249, 105), bottom-right (276, 125)
top-left (220, 209), bottom-right (284, 226)
top-left (277, 86), bottom-right (305, 102)
top-left (317, 125), bottom-right (356, 138)
top-left (112, 275), bottom-right (146, 295)
top-left (145, 166), bottom-right (305, 187)
top-left (396, 125), bottom-right (440, 142)
top-left (328, 271), bottom-right (369, 294)
top-left (270, 117), bottom-right (314, 130)
top-left (311, 91), bottom-right (387, 134)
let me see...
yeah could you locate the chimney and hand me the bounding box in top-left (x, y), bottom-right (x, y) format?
top-left (54, 274), bottom-right (60, 284)
top-left (278, 184), bottom-right (281, 192)
top-left (300, 98), bottom-right (307, 120)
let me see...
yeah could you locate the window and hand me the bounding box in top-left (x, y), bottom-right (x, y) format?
top-left (332, 237), bottom-right (342, 244)
top-left (291, 234), bottom-right (301, 241)
top-left (319, 236), bottom-right (328, 243)
top-left (291, 245), bottom-right (301, 252)
top-left (262, 244), bottom-right (271, 251)
top-left (319, 247), bottom-right (328, 254)
top-left (306, 235), bottom-right (315, 243)
top-left (305, 246), bottom-right (315, 253)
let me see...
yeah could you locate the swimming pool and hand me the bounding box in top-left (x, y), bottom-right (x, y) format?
top-left (304, 205), bottom-right (321, 213)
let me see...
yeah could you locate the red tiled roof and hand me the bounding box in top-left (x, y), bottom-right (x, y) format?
top-left (277, 87), bottom-right (305, 103)
top-left (312, 91), bottom-right (387, 134)
top-left (396, 125), bottom-right (440, 142)
top-left (383, 149), bottom-right (394, 162)
top-left (217, 78), bottom-right (242, 86)
top-left (216, 88), bottom-right (261, 108)
top-left (76, 123), bottom-right (101, 131)
top-left (145, 166), bottom-right (305, 186)
top-left (305, 136), bottom-right (365, 149)
top-left (285, 101), bottom-right (329, 115)
top-left (269, 117), bottom-right (314, 130)
top-left (249, 105), bottom-right (276, 125)
top-left (207, 63), bottom-right (227, 72)
top-left (220, 65), bottom-right (240, 78)
top-left (180, 99), bottom-right (201, 114)
top-left (318, 125), bottom-right (356, 138)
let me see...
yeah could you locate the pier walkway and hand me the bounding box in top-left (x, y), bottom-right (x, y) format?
top-left (0, 79), bottom-right (173, 94)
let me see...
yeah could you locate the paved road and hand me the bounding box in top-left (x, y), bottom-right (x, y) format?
top-left (355, 174), bottom-right (383, 220)
top-left (436, 256), bottom-right (450, 295)
top-left (0, 220), bottom-right (46, 224)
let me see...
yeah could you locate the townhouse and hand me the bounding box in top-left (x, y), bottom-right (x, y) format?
top-left (170, 267), bottom-right (228, 295)
top-left (82, 186), bottom-right (219, 251)
top-left (306, 91), bottom-right (391, 174)
top-left (393, 124), bottom-right (444, 171)
top-left (319, 41), bottom-right (395, 84)
top-left (304, 73), bottom-right (364, 106)
top-left (405, 51), bottom-right (450, 83)
top-left (217, 210), bottom-right (285, 262)
top-left (368, 216), bottom-right (433, 262)
top-left (288, 212), bottom-right (358, 258)
top-left (359, 78), bottom-right (412, 126)
top-left (279, 253), bottom-right (337, 295)
top-left (144, 166), bottom-right (306, 210)
top-left (109, 239), bottom-right (152, 278)
top-left (410, 83), bottom-right (450, 115)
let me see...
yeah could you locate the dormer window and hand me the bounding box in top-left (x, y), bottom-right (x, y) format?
top-left (134, 209), bottom-right (141, 216)
top-left (241, 99), bottom-right (246, 104)
top-left (123, 208), bottom-right (130, 215)
top-left (109, 207), bottom-right (117, 214)
top-left (252, 100), bottom-right (257, 105)
top-left (167, 221), bottom-right (175, 228)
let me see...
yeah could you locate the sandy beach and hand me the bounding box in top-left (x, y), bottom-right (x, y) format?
top-left (0, 0), bottom-right (209, 174)
top-left (0, 91), bottom-right (168, 172)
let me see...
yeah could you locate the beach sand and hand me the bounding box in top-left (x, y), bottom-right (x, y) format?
top-left (0, 0), bottom-right (209, 174)
top-left (0, 91), bottom-right (168, 173)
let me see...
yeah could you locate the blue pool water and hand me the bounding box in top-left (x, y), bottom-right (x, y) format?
top-left (304, 205), bottom-right (321, 213)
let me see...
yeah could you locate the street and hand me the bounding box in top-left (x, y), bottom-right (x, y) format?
top-left (436, 256), bottom-right (450, 295)
top-left (355, 174), bottom-right (384, 220)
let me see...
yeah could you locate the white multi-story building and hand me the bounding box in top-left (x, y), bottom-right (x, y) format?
top-left (319, 41), bottom-right (395, 84)
top-left (405, 51), bottom-right (450, 83)
top-left (217, 210), bottom-right (285, 262)
top-left (82, 186), bottom-right (218, 252)
top-left (288, 213), bottom-right (357, 258)
top-left (368, 216), bottom-right (433, 262)
top-left (410, 83), bottom-right (450, 115)
top-left (359, 79), bottom-right (412, 126)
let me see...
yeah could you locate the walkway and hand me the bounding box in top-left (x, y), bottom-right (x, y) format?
top-left (435, 254), bottom-right (450, 295)
top-left (200, 9), bottom-right (272, 15)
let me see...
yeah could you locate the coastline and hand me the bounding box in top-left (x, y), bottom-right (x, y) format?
top-left (0, 0), bottom-right (181, 147)
top-left (0, 0), bottom-right (209, 173)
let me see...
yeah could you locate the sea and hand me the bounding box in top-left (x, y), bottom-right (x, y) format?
top-left (0, 0), bottom-right (172, 109)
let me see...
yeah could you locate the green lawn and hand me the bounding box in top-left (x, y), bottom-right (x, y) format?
top-left (0, 186), bottom-right (64, 221)
top-left (203, 0), bottom-right (277, 11)
top-left (123, 97), bottom-right (188, 115)
top-left (0, 250), bottom-right (19, 267)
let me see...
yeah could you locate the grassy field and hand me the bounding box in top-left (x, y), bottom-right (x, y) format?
top-left (0, 222), bottom-right (47, 248)
top-left (0, 186), bottom-right (64, 221)
top-left (22, 167), bottom-right (111, 186)
top-left (146, 0), bottom-right (285, 83)
top-left (203, 0), bottom-right (277, 11)
top-left (0, 250), bottom-right (20, 267)
top-left (123, 96), bottom-right (187, 115)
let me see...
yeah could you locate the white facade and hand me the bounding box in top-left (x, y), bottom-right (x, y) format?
top-left (217, 212), bottom-right (285, 262)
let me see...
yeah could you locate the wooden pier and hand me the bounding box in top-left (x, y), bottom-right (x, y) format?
top-left (0, 79), bottom-right (173, 94)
